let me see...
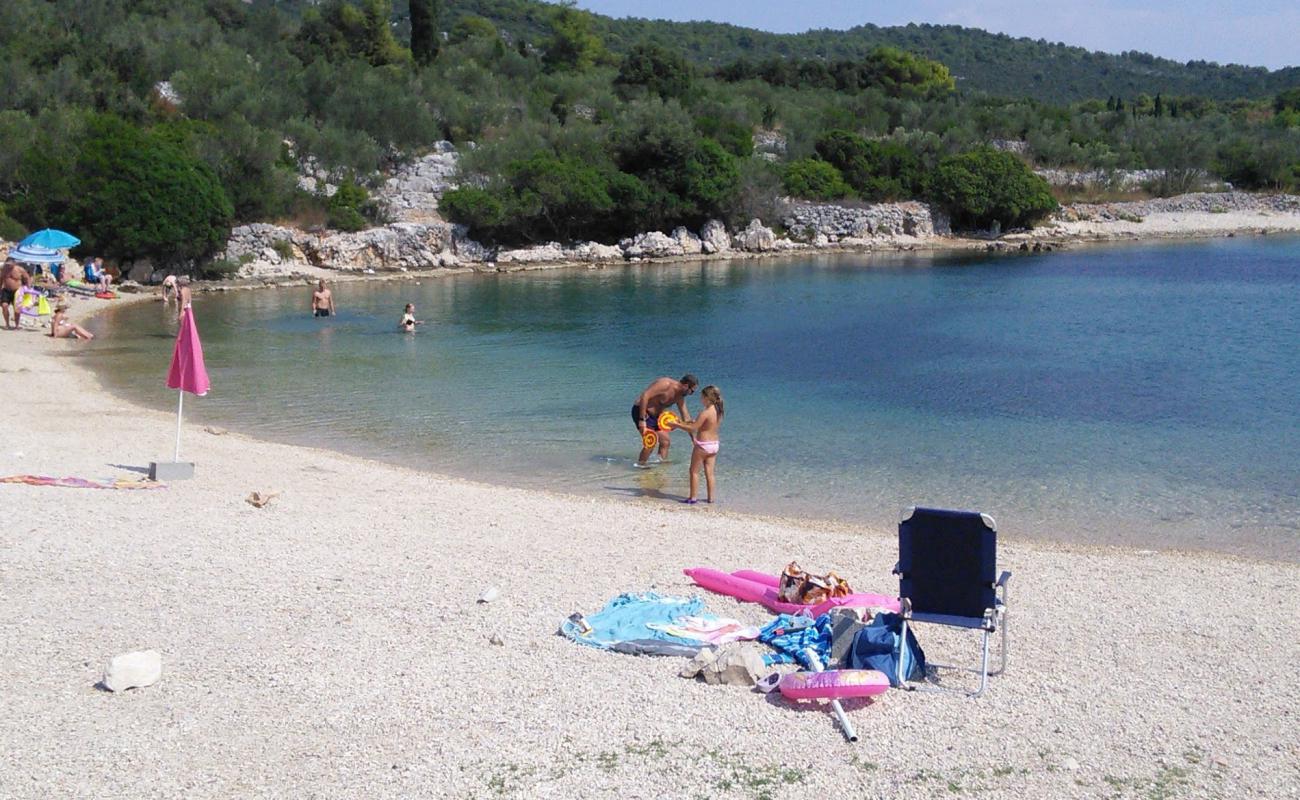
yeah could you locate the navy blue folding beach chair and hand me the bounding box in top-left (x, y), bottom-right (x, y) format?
top-left (893, 506), bottom-right (1011, 697)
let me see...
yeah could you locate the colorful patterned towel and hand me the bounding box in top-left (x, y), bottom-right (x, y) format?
top-left (1, 475), bottom-right (166, 490)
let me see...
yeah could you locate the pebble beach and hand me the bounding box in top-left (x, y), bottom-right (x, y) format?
top-left (2, 302), bottom-right (1298, 799)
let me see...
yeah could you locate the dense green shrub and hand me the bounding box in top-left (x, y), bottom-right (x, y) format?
top-left (928, 148), bottom-right (1058, 230)
top-left (295, 0), bottom-right (410, 67)
top-left (694, 116), bottom-right (753, 157)
top-left (197, 258), bottom-right (241, 281)
top-left (0, 213), bottom-right (26, 242)
top-left (325, 179), bottom-right (376, 231)
top-left (813, 130), bottom-right (927, 200)
top-left (66, 115), bottom-right (234, 263)
top-left (614, 44), bottom-right (693, 100)
top-left (783, 159), bottom-right (853, 200)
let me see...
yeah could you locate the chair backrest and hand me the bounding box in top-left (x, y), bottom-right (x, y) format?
top-left (898, 507), bottom-right (997, 619)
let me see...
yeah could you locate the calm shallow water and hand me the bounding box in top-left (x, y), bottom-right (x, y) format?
top-left (86, 237), bottom-right (1300, 559)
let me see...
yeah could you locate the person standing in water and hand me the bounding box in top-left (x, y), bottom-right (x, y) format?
top-left (399, 303), bottom-right (423, 333)
top-left (311, 280), bottom-right (335, 318)
top-left (665, 385), bottom-right (723, 504)
top-left (632, 374), bottom-right (697, 467)
top-left (175, 276), bottom-right (192, 321)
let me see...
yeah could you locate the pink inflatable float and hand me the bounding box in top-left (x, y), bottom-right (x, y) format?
top-left (779, 669), bottom-right (890, 700)
top-left (682, 567), bottom-right (901, 615)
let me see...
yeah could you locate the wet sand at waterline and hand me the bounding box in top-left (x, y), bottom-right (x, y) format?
top-left (1, 313), bottom-right (1297, 798)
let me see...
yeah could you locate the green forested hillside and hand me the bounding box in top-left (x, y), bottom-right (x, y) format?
top-left (450, 1), bottom-right (1300, 103)
top-left (1, 0), bottom-right (1297, 263)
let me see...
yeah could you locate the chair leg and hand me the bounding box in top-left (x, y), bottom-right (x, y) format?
top-left (896, 617), bottom-right (912, 691)
top-left (969, 628), bottom-right (991, 698)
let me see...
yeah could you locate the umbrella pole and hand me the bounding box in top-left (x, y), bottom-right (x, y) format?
top-left (175, 390), bottom-right (184, 462)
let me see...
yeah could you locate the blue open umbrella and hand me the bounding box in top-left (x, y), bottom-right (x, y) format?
top-left (19, 228), bottom-right (80, 249)
top-left (7, 243), bottom-right (65, 264)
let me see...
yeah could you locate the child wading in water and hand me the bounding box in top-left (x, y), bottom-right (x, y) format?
top-left (667, 385), bottom-right (723, 504)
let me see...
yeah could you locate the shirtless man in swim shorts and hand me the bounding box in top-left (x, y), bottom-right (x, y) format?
top-left (632, 373), bottom-right (697, 466)
top-left (311, 280), bottom-right (335, 318)
top-left (2, 259), bottom-right (30, 330)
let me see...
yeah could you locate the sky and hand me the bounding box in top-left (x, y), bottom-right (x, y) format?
top-left (574, 0), bottom-right (1298, 70)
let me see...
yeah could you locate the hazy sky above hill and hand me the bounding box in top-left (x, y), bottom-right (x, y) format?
top-left (575, 0), bottom-right (1298, 69)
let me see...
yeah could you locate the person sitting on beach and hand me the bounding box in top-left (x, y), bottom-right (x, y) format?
top-left (2, 258), bottom-right (30, 330)
top-left (632, 373), bottom-right (697, 467)
top-left (84, 257), bottom-right (113, 293)
top-left (161, 274), bottom-right (178, 303)
top-left (399, 303), bottom-right (423, 333)
top-left (665, 385), bottom-right (723, 504)
top-left (311, 280), bottom-right (335, 318)
top-left (49, 304), bottom-right (94, 340)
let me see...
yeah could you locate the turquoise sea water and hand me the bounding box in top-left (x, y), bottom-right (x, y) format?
top-left (86, 236), bottom-right (1300, 559)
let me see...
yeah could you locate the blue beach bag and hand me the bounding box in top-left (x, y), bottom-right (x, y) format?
top-left (847, 612), bottom-right (927, 687)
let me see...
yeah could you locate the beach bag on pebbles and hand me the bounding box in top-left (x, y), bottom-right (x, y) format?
top-left (777, 562), bottom-right (853, 606)
top-left (847, 612), bottom-right (927, 687)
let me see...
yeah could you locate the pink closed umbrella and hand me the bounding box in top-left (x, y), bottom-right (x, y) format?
top-left (165, 306), bottom-right (210, 461)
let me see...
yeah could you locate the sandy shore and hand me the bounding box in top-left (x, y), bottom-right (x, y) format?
top-left (1, 296), bottom-right (1297, 800)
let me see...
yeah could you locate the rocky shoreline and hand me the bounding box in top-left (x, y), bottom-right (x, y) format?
top-left (6, 142), bottom-right (1299, 292)
top-left (209, 190), bottom-right (1300, 288)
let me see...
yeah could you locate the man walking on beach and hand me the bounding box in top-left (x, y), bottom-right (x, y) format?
top-left (311, 280), bottom-right (335, 318)
top-left (632, 374), bottom-right (697, 466)
top-left (2, 259), bottom-right (30, 330)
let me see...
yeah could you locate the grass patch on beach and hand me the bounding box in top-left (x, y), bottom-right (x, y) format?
top-left (474, 736), bottom-right (812, 798)
top-left (477, 737), bottom-right (808, 799)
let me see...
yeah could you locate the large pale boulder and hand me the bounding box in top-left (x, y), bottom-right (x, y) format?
top-left (619, 231), bottom-right (682, 259)
top-left (566, 242), bottom-right (624, 262)
top-left (496, 242), bottom-right (567, 264)
top-left (670, 227), bottom-right (703, 255)
top-left (699, 220), bottom-right (730, 254)
top-left (733, 219), bottom-right (777, 252)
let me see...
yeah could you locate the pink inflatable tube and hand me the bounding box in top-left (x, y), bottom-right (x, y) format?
top-left (779, 669), bottom-right (890, 700)
top-left (682, 568), bottom-right (900, 615)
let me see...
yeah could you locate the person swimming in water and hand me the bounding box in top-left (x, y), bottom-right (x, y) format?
top-left (399, 303), bottom-right (423, 333)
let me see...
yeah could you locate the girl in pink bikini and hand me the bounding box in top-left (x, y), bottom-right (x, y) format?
top-left (667, 385), bottom-right (724, 505)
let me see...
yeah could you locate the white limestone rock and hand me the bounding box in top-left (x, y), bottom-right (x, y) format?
top-left (699, 220), bottom-right (731, 254)
top-left (733, 219), bottom-right (777, 252)
top-left (102, 650), bottom-right (162, 692)
top-left (496, 243), bottom-right (566, 264)
top-left (619, 231), bottom-right (681, 259)
top-left (670, 227), bottom-right (703, 255)
top-left (565, 242), bottom-right (624, 262)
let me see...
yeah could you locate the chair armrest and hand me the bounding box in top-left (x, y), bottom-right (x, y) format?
top-left (891, 561), bottom-right (901, 576)
top-left (996, 570), bottom-right (1011, 588)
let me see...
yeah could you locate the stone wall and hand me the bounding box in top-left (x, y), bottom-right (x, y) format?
top-left (782, 200), bottom-right (950, 242)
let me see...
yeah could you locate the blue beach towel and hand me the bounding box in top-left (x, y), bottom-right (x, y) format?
top-left (560, 592), bottom-right (711, 656)
top-left (758, 613), bottom-right (834, 668)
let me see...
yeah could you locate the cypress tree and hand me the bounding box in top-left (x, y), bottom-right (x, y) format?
top-left (410, 0), bottom-right (441, 65)
top-left (1155, 93), bottom-right (1164, 117)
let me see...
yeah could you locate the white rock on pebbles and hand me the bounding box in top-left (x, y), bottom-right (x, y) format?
top-left (101, 650), bottom-right (162, 692)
